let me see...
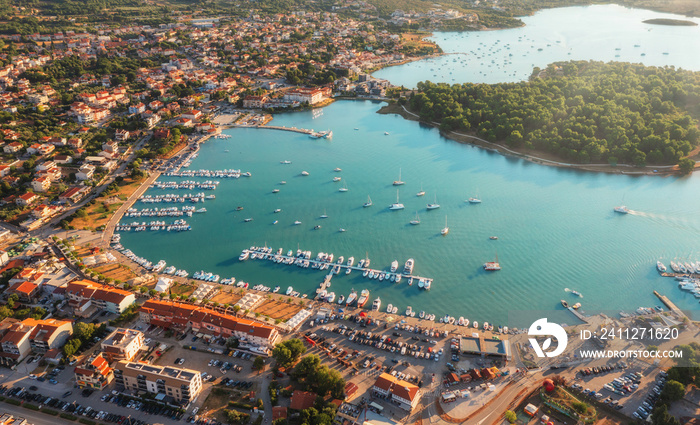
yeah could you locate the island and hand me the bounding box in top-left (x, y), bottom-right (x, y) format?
top-left (643, 18), bottom-right (698, 26)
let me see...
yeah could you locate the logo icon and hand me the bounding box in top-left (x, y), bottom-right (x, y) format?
top-left (528, 318), bottom-right (568, 358)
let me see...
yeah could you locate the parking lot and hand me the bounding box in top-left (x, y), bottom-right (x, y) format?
top-left (568, 359), bottom-right (668, 419)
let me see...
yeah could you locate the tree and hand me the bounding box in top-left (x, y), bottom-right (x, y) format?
top-left (504, 410), bottom-right (517, 424)
top-left (272, 339), bottom-right (306, 368)
top-left (226, 337), bottom-right (239, 348)
top-left (678, 158), bottom-right (695, 175)
top-left (660, 380), bottom-right (686, 402)
top-left (253, 356), bottom-right (265, 373)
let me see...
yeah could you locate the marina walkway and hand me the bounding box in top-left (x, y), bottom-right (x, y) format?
top-left (566, 306), bottom-right (590, 324)
top-left (653, 290), bottom-right (691, 323)
top-left (237, 124), bottom-right (315, 135)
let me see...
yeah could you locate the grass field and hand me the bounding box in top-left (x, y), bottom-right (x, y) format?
top-left (69, 177), bottom-right (145, 230)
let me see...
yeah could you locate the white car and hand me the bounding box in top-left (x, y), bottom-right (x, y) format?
top-left (178, 358), bottom-right (185, 365)
top-left (192, 407), bottom-right (199, 415)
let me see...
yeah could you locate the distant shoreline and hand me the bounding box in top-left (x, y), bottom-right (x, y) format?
top-left (642, 18), bottom-right (698, 26)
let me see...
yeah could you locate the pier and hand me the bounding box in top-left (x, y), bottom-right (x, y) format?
top-left (653, 290), bottom-right (689, 322)
top-left (242, 124), bottom-right (314, 135)
top-left (244, 247), bottom-right (434, 289)
top-left (566, 307), bottom-right (590, 324)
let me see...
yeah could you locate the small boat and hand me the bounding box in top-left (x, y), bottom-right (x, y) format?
top-left (418, 279), bottom-right (425, 289)
top-left (561, 300), bottom-right (569, 308)
top-left (458, 317), bottom-right (464, 326)
top-left (484, 252), bottom-right (501, 271)
top-left (273, 286), bottom-right (280, 293)
top-left (357, 289), bottom-right (370, 308)
top-left (408, 277), bottom-right (413, 286)
top-left (467, 197), bottom-right (482, 204)
top-left (334, 167), bottom-right (342, 172)
top-left (389, 190), bottom-right (405, 210)
top-left (244, 218), bottom-right (253, 222)
top-left (337, 295), bottom-right (345, 304)
top-left (657, 261), bottom-right (667, 273)
top-left (236, 206), bottom-right (244, 211)
top-left (301, 171), bottom-right (310, 176)
top-left (393, 168), bottom-right (405, 186)
top-left (416, 184), bottom-right (425, 197)
top-left (473, 321), bottom-right (478, 328)
top-left (294, 220), bottom-right (302, 225)
top-left (280, 160), bottom-right (292, 164)
top-left (390, 260), bottom-right (399, 273)
top-left (280, 181), bottom-right (286, 185)
top-left (339, 182), bottom-right (348, 192)
top-left (614, 206), bottom-right (629, 214)
top-left (346, 290), bottom-right (357, 305)
top-left (489, 236), bottom-right (498, 240)
top-left (272, 220), bottom-right (278, 225)
top-left (387, 303), bottom-right (394, 313)
top-left (320, 210), bottom-right (328, 219)
top-left (274, 209), bottom-right (282, 213)
top-left (426, 194), bottom-right (440, 210)
top-left (392, 306), bottom-right (398, 314)
top-left (420, 311), bottom-right (425, 319)
top-left (314, 225), bottom-right (322, 230)
top-left (384, 131), bottom-right (390, 135)
top-left (339, 228), bottom-right (346, 232)
top-left (405, 306), bottom-right (413, 316)
top-left (441, 216), bottom-right (449, 236)
top-left (363, 195), bottom-right (373, 208)
top-left (286, 286), bottom-right (293, 295)
top-left (572, 303), bottom-right (581, 309)
top-left (372, 297), bottom-right (381, 311)
top-left (333, 177), bottom-right (341, 182)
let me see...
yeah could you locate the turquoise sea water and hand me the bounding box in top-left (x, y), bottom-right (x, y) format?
top-left (121, 5), bottom-right (700, 326)
top-left (373, 4), bottom-right (700, 86)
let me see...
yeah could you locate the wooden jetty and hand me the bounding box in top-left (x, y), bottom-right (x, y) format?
top-left (653, 290), bottom-right (689, 322)
top-left (567, 306), bottom-right (590, 324)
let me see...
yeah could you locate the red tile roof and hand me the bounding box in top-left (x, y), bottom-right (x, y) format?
top-left (290, 390), bottom-right (316, 411)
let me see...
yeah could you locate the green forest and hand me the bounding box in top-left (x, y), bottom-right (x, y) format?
top-left (408, 61), bottom-right (700, 167)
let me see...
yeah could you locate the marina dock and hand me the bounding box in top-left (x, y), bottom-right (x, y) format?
top-left (257, 125), bottom-right (314, 135)
top-left (653, 290), bottom-right (689, 322)
top-left (566, 306), bottom-right (590, 324)
top-left (244, 246), bottom-right (434, 289)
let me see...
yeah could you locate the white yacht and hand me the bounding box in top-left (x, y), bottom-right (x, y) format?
top-left (363, 195), bottom-right (373, 208)
top-left (404, 258), bottom-right (414, 275)
top-left (467, 197), bottom-right (482, 204)
top-left (294, 220), bottom-right (302, 225)
top-left (274, 209), bottom-right (282, 213)
top-left (393, 168), bottom-right (405, 186)
top-left (410, 211), bottom-right (420, 225)
top-left (337, 295), bottom-right (345, 304)
top-left (334, 167), bottom-right (342, 172)
top-left (339, 182), bottom-right (348, 192)
top-left (301, 171), bottom-right (310, 176)
top-left (333, 176), bottom-right (342, 182)
top-left (286, 286), bottom-right (293, 295)
top-left (389, 190), bottom-right (405, 210)
top-left (390, 260), bottom-right (399, 273)
top-left (426, 194), bottom-right (440, 210)
top-left (372, 297), bottom-right (381, 311)
top-left (441, 216), bottom-right (449, 236)
top-left (280, 160), bottom-right (292, 164)
top-left (387, 303), bottom-right (394, 313)
top-left (614, 206), bottom-right (629, 214)
top-left (326, 292), bottom-right (336, 303)
top-left (405, 306), bottom-right (413, 316)
top-left (320, 209), bottom-right (328, 219)
top-left (239, 250), bottom-right (250, 261)
top-left (417, 184), bottom-right (425, 197)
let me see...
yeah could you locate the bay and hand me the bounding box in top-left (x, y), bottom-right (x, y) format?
top-left (121, 5), bottom-right (700, 327)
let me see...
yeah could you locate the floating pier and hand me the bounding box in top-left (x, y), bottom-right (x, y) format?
top-left (567, 306), bottom-right (589, 324)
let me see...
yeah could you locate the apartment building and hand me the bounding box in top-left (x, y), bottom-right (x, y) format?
top-left (114, 361), bottom-right (202, 404)
top-left (75, 353), bottom-right (114, 390)
top-left (65, 280), bottom-right (135, 316)
top-left (101, 328), bottom-right (144, 362)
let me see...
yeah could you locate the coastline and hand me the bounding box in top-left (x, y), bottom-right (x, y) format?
top-left (377, 102), bottom-right (692, 176)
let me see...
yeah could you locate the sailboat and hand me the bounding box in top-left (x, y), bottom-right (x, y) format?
top-left (410, 211), bottom-right (420, 225)
top-left (320, 209), bottom-right (328, 219)
top-left (426, 194), bottom-right (440, 210)
top-left (393, 168), bottom-right (405, 186)
top-left (339, 182), bottom-right (348, 192)
top-left (484, 252), bottom-right (501, 271)
top-left (389, 190), bottom-right (405, 210)
top-left (440, 216), bottom-right (449, 235)
top-left (416, 183), bottom-right (425, 197)
top-left (363, 195), bottom-right (373, 208)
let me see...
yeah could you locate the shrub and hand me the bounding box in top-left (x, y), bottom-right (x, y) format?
top-left (41, 408), bottom-right (59, 415)
top-left (22, 403), bottom-right (39, 410)
top-left (60, 413), bottom-right (78, 421)
top-left (5, 398), bottom-right (20, 405)
top-left (78, 419), bottom-right (96, 425)
top-left (571, 401), bottom-right (589, 414)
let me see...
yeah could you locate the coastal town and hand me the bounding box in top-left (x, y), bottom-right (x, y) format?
top-left (0, 2), bottom-right (697, 425)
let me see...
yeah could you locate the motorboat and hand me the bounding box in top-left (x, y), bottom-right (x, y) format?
top-left (420, 311), bottom-right (425, 319)
top-left (272, 220), bottom-right (278, 225)
top-left (326, 292), bottom-right (336, 303)
top-left (405, 306), bottom-right (413, 316)
top-left (244, 218), bottom-right (253, 222)
top-left (389, 190), bottom-right (404, 210)
top-left (393, 168), bottom-right (405, 186)
top-left (273, 286), bottom-right (280, 293)
top-left (390, 260), bottom-right (399, 273)
top-left (294, 220), bottom-right (302, 225)
top-left (286, 286), bottom-right (294, 295)
top-left (614, 206), bottom-right (629, 214)
top-left (418, 279), bottom-right (424, 289)
top-left (280, 160), bottom-right (292, 164)
top-left (339, 228), bottom-right (346, 232)
top-left (404, 259), bottom-right (414, 275)
top-left (572, 290), bottom-right (582, 297)
top-left (387, 303), bottom-right (394, 313)
top-left (239, 250), bottom-right (249, 261)
top-left (272, 189), bottom-right (280, 193)
top-left (346, 290), bottom-right (357, 305)
top-left (561, 300), bottom-right (569, 308)
top-left (357, 289), bottom-right (370, 308)
top-left (301, 171), bottom-right (310, 176)
top-left (236, 206), bottom-right (244, 211)
top-left (484, 253), bottom-right (501, 271)
top-left (489, 236), bottom-right (498, 240)
top-left (572, 303), bottom-right (581, 309)
top-left (337, 295), bottom-right (345, 304)
top-left (473, 321), bottom-right (478, 328)
top-left (656, 261), bottom-right (667, 273)
top-left (274, 209), bottom-right (282, 213)
top-left (333, 177), bottom-right (342, 182)
top-left (467, 197), bottom-right (482, 204)
top-left (372, 297), bottom-right (381, 311)
top-left (334, 167), bottom-right (342, 172)
top-left (279, 181), bottom-right (286, 185)
top-left (314, 225), bottom-right (322, 230)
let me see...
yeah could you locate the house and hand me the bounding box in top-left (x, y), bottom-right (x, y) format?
top-left (114, 129), bottom-right (130, 142)
top-left (114, 361), bottom-right (202, 403)
top-left (243, 95), bottom-right (268, 109)
top-left (59, 186), bottom-right (88, 204)
top-left (15, 192), bottom-right (38, 207)
top-left (65, 280), bottom-right (136, 315)
top-left (138, 300), bottom-right (280, 350)
top-left (154, 128), bottom-right (171, 140)
top-left (36, 160), bottom-right (57, 171)
top-left (174, 118), bottom-right (192, 127)
top-left (101, 328), bottom-right (145, 362)
top-left (102, 140), bottom-right (119, 155)
top-left (290, 390), bottom-right (317, 411)
top-left (38, 144), bottom-right (55, 156)
top-left (54, 155), bottom-right (73, 164)
top-left (128, 103), bottom-right (145, 114)
top-left (43, 348), bottom-right (63, 364)
top-left (74, 352), bottom-right (113, 390)
top-left (8, 281), bottom-right (40, 302)
top-left (68, 137), bottom-right (83, 148)
top-left (182, 110), bottom-right (202, 121)
top-left (372, 373), bottom-right (421, 411)
top-left (0, 318), bottom-right (73, 364)
top-left (27, 143), bottom-right (42, 155)
top-left (0, 165), bottom-right (10, 177)
top-left (76, 164), bottom-right (96, 181)
top-left (30, 177), bottom-right (51, 192)
top-left (3, 142), bottom-right (22, 154)
top-left (283, 88), bottom-right (325, 105)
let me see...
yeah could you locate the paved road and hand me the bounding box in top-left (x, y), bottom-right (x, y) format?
top-left (0, 403), bottom-right (59, 425)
